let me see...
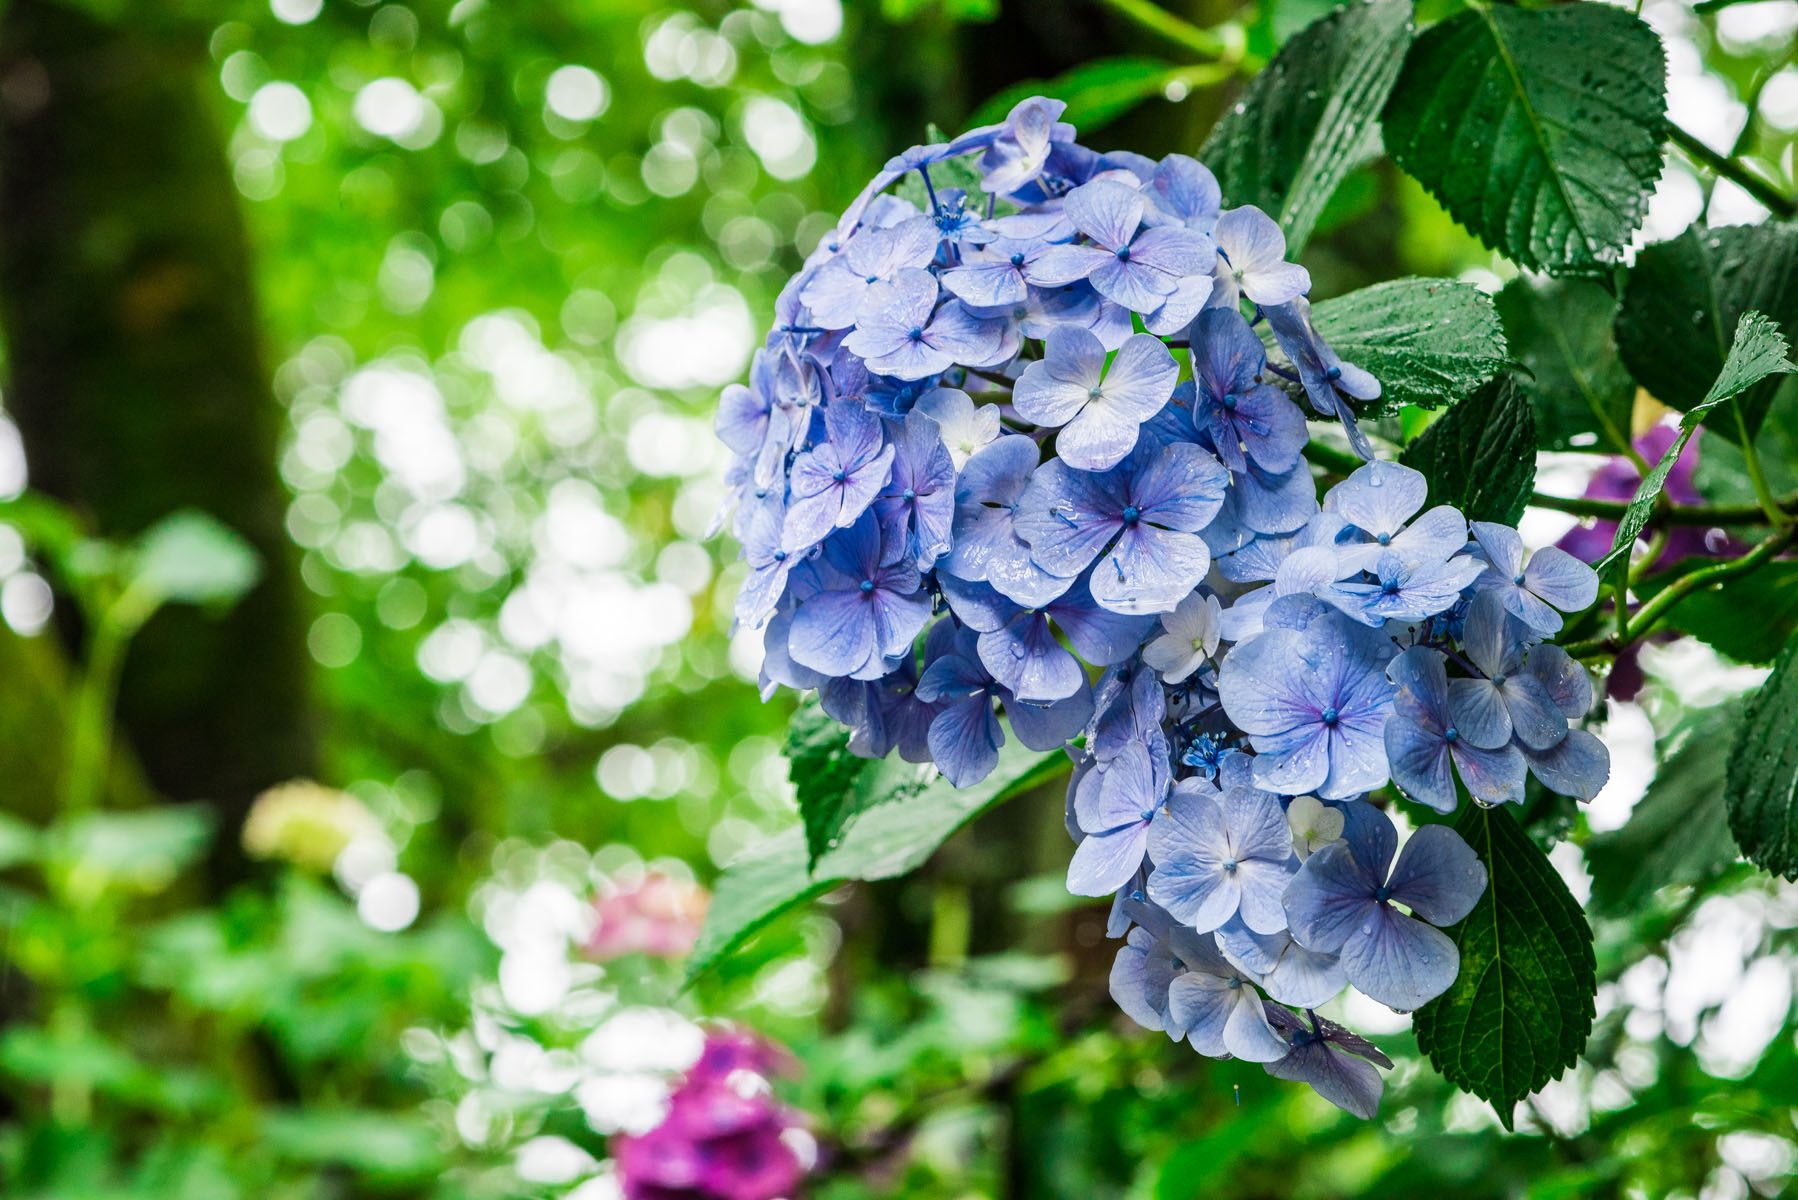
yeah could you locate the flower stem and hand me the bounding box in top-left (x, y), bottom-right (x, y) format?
top-left (1668, 123), bottom-right (1798, 219)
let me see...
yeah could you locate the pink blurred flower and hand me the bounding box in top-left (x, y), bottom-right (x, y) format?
top-left (585, 873), bottom-right (709, 961)
top-left (612, 1030), bottom-right (811, 1200)
top-left (1556, 425), bottom-right (1743, 702)
top-left (1557, 425), bottom-right (1739, 571)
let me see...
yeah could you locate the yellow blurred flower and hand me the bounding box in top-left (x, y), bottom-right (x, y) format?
top-left (242, 779), bottom-right (381, 873)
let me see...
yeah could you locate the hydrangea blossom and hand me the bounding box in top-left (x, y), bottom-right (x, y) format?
top-left (611, 1030), bottom-right (811, 1200)
top-left (715, 99), bottom-right (1613, 1119)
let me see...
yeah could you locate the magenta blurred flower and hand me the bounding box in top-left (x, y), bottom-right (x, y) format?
top-left (1556, 425), bottom-right (1743, 701)
top-left (1556, 425), bottom-right (1739, 570)
top-left (612, 1030), bottom-right (811, 1200)
top-left (584, 873), bottom-right (709, 962)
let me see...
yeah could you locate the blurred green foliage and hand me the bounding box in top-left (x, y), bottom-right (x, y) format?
top-left (0, 1), bottom-right (1794, 1198)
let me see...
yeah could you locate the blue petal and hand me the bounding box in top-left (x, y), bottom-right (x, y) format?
top-left (1387, 824), bottom-right (1487, 926)
top-left (1340, 904), bottom-right (1460, 1010)
top-left (1281, 841), bottom-right (1378, 955)
top-left (927, 693), bottom-right (1003, 787)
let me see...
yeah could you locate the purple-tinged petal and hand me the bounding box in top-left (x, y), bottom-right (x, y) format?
top-left (1063, 177), bottom-right (1146, 250)
top-left (1447, 679), bottom-right (1513, 749)
top-left (1387, 825), bottom-right (1487, 926)
top-left (1524, 727), bottom-right (1610, 800)
top-left (1281, 841), bottom-right (1378, 955)
top-left (1384, 716), bottom-right (1456, 813)
top-left (928, 693), bottom-right (1003, 787)
top-left (1524, 544), bottom-right (1600, 612)
top-left (1339, 904), bottom-right (1460, 1010)
top-left (1068, 819), bottom-right (1150, 896)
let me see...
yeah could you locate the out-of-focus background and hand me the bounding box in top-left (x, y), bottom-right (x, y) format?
top-left (0, 1), bottom-right (1795, 1197)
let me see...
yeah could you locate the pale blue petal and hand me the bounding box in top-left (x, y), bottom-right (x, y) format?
top-left (1340, 905), bottom-right (1460, 1011)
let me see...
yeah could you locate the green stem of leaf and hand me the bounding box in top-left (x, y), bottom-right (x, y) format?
top-left (1668, 123), bottom-right (1798, 220)
top-left (1734, 406), bottom-right (1792, 529)
top-left (1094, 0), bottom-right (1235, 60)
top-left (1563, 520), bottom-right (1798, 660)
top-left (1304, 439), bottom-right (1795, 526)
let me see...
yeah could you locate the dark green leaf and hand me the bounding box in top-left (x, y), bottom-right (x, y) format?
top-left (685, 737), bottom-right (1067, 984)
top-left (1414, 804), bottom-right (1595, 1129)
top-left (1726, 627), bottom-right (1798, 879)
top-left (1638, 560), bottom-right (1798, 665)
top-left (787, 699), bottom-right (871, 868)
top-left (969, 58), bottom-right (1181, 133)
top-left (1202, 0), bottom-right (1413, 254)
top-left (1494, 276), bottom-right (1636, 454)
top-left (1275, 277), bottom-right (1508, 415)
top-left (1595, 312), bottom-right (1795, 577)
top-left (1615, 223), bottom-right (1798, 440)
top-left (1399, 373), bottom-right (1536, 524)
top-left (1588, 701), bottom-right (1743, 916)
top-left (1382, 3), bottom-right (1665, 274)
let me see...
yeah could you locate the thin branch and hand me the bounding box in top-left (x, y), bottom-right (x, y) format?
top-left (1305, 438), bottom-right (1797, 526)
top-left (1094, 0), bottom-right (1231, 59)
top-left (1530, 490), bottom-right (1797, 526)
top-left (1668, 123), bottom-right (1798, 219)
top-left (1562, 521), bottom-right (1798, 660)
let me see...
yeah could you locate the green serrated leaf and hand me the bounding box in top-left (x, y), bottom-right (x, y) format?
top-left (1595, 312), bottom-right (1795, 578)
top-left (1399, 373), bottom-right (1536, 523)
top-left (1268, 277), bottom-right (1508, 416)
top-left (1414, 803), bottom-right (1595, 1129)
top-left (685, 737), bottom-right (1067, 985)
top-left (787, 700), bottom-right (870, 868)
top-left (1615, 224), bottom-right (1798, 441)
top-left (1494, 276), bottom-right (1635, 454)
top-left (1587, 701), bottom-right (1743, 916)
top-left (1726, 628), bottom-right (1798, 880)
top-left (1382, 3), bottom-right (1665, 275)
top-left (968, 58), bottom-right (1180, 133)
top-left (1202, 0), bottom-right (1413, 254)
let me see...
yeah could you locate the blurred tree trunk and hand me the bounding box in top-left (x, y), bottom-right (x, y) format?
top-left (0, 0), bottom-right (311, 878)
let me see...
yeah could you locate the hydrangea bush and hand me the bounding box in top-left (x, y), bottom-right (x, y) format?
top-left (711, 97), bottom-right (1613, 1119)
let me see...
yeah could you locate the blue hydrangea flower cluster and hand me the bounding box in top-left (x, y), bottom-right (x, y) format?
top-left (714, 98), bottom-right (1610, 1119)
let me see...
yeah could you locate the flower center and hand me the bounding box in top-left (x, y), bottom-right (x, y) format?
top-left (859, 579), bottom-right (874, 594)
top-left (1491, 673), bottom-right (1506, 687)
top-left (1444, 726), bottom-right (1459, 743)
top-left (1088, 385), bottom-right (1104, 401)
top-left (1376, 532), bottom-right (1391, 545)
top-left (1512, 572), bottom-right (1527, 586)
top-left (1122, 505), bottom-right (1141, 524)
top-left (1222, 393), bottom-right (1238, 411)
top-left (1321, 707), bottom-right (1340, 726)
top-left (1116, 246), bottom-right (1131, 262)
top-left (1010, 252), bottom-right (1025, 267)
top-left (865, 274), bottom-right (880, 284)
top-left (772, 550), bottom-right (787, 562)
top-left (1382, 578), bottom-right (1400, 595)
top-left (1226, 976), bottom-right (1241, 990)
top-left (1222, 858), bottom-right (1237, 873)
top-left (1375, 885), bottom-right (1392, 903)
top-left (908, 327), bottom-right (925, 343)
top-left (903, 488), bottom-right (916, 502)
top-left (832, 469), bottom-right (847, 482)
